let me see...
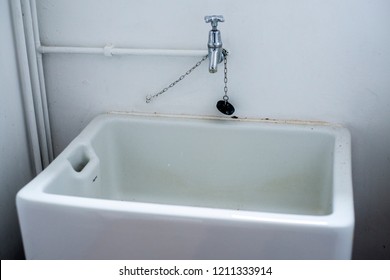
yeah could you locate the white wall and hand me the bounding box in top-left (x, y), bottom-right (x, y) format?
top-left (35, 0), bottom-right (390, 258)
top-left (0, 0), bottom-right (35, 259)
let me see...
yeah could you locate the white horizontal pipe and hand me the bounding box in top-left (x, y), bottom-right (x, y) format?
top-left (38, 46), bottom-right (102, 55)
top-left (111, 48), bottom-right (207, 57)
top-left (37, 45), bottom-right (208, 57)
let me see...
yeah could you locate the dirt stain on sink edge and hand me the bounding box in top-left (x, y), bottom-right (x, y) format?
top-left (109, 111), bottom-right (339, 127)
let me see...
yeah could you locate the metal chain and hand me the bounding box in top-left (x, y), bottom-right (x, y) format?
top-left (146, 54), bottom-right (209, 103)
top-left (222, 49), bottom-right (229, 102)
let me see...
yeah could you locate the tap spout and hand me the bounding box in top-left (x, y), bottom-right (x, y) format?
top-left (205, 15), bottom-right (224, 73)
top-left (207, 29), bottom-right (223, 73)
top-left (208, 47), bottom-right (223, 73)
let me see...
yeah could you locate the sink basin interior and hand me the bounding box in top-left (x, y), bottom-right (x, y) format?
top-left (45, 116), bottom-right (335, 216)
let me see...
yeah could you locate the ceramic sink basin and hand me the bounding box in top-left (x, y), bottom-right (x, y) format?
top-left (17, 113), bottom-right (354, 259)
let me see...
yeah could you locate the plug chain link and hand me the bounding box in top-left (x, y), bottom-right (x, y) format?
top-left (145, 49), bottom-right (229, 103)
top-left (146, 54), bottom-right (209, 103)
top-left (222, 49), bottom-right (229, 102)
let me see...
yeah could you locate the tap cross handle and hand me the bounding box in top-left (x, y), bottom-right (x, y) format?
top-left (205, 15), bottom-right (224, 30)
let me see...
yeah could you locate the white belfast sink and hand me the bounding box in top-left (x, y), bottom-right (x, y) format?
top-left (16, 112), bottom-right (354, 259)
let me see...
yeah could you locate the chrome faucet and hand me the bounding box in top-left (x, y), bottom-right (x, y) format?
top-left (205, 15), bottom-right (224, 73)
